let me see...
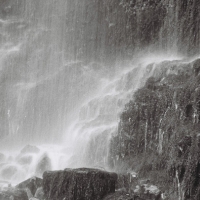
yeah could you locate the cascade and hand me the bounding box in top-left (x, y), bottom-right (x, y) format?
top-left (0, 54), bottom-right (180, 185)
top-left (0, 0), bottom-right (199, 190)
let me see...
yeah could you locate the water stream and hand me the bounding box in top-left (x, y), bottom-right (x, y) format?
top-left (0, 0), bottom-right (198, 188)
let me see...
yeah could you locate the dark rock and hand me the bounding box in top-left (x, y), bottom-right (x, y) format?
top-left (116, 173), bottom-right (130, 191)
top-left (103, 191), bottom-right (133, 200)
top-left (110, 58), bottom-right (200, 199)
top-left (35, 153), bottom-right (51, 177)
top-left (35, 187), bottom-right (44, 199)
top-left (16, 176), bottom-right (42, 196)
top-left (177, 135), bottom-right (192, 156)
top-left (43, 168), bottom-right (117, 200)
top-left (134, 184), bottom-right (161, 200)
top-left (20, 145), bottom-right (40, 154)
top-left (116, 172), bottom-right (138, 192)
top-left (185, 104), bottom-right (194, 119)
top-left (0, 188), bottom-right (28, 200)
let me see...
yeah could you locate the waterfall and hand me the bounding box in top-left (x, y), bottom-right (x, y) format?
top-left (64, 59), bottom-right (157, 168)
top-left (0, 55), bottom-right (180, 186)
top-left (0, 0), bottom-right (199, 187)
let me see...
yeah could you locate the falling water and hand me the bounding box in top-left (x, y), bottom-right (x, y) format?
top-left (0, 0), bottom-right (198, 187)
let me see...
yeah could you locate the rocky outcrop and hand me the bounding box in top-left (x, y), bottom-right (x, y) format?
top-left (0, 176), bottom-right (43, 200)
top-left (133, 181), bottom-right (162, 200)
top-left (16, 176), bottom-right (43, 197)
top-left (110, 58), bottom-right (200, 199)
top-left (104, 180), bottom-right (162, 200)
top-left (0, 187), bottom-right (28, 200)
top-left (103, 191), bottom-right (133, 200)
top-left (35, 153), bottom-right (52, 177)
top-left (43, 168), bottom-right (117, 200)
top-left (34, 187), bottom-right (45, 200)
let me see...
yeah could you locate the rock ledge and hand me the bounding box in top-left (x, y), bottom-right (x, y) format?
top-left (43, 168), bottom-right (117, 200)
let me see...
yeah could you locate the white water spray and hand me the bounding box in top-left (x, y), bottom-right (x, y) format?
top-left (0, 0), bottom-right (186, 188)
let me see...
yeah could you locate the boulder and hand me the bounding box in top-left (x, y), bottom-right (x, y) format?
top-left (16, 176), bottom-right (42, 197)
top-left (133, 183), bottom-right (162, 200)
top-left (35, 153), bottom-right (52, 177)
top-left (43, 168), bottom-right (117, 200)
top-left (0, 187), bottom-right (28, 200)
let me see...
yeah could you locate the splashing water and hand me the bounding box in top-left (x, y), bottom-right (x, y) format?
top-left (0, 55), bottom-right (183, 187)
top-left (0, 0), bottom-right (189, 187)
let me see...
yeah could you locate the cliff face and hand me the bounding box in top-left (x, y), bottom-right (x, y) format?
top-left (64, 0), bottom-right (200, 64)
top-left (110, 58), bottom-right (200, 199)
top-left (119, 0), bottom-right (200, 55)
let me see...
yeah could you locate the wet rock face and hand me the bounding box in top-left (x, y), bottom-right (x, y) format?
top-left (0, 176), bottom-right (43, 200)
top-left (0, 188), bottom-right (28, 200)
top-left (110, 59), bottom-right (200, 199)
top-left (134, 183), bottom-right (162, 200)
top-left (116, 172), bottom-right (138, 192)
top-left (35, 187), bottom-right (44, 199)
top-left (43, 168), bottom-right (117, 200)
top-left (104, 184), bottom-right (162, 200)
top-left (35, 153), bottom-right (52, 177)
top-left (16, 176), bottom-right (43, 197)
top-left (103, 191), bottom-right (133, 200)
